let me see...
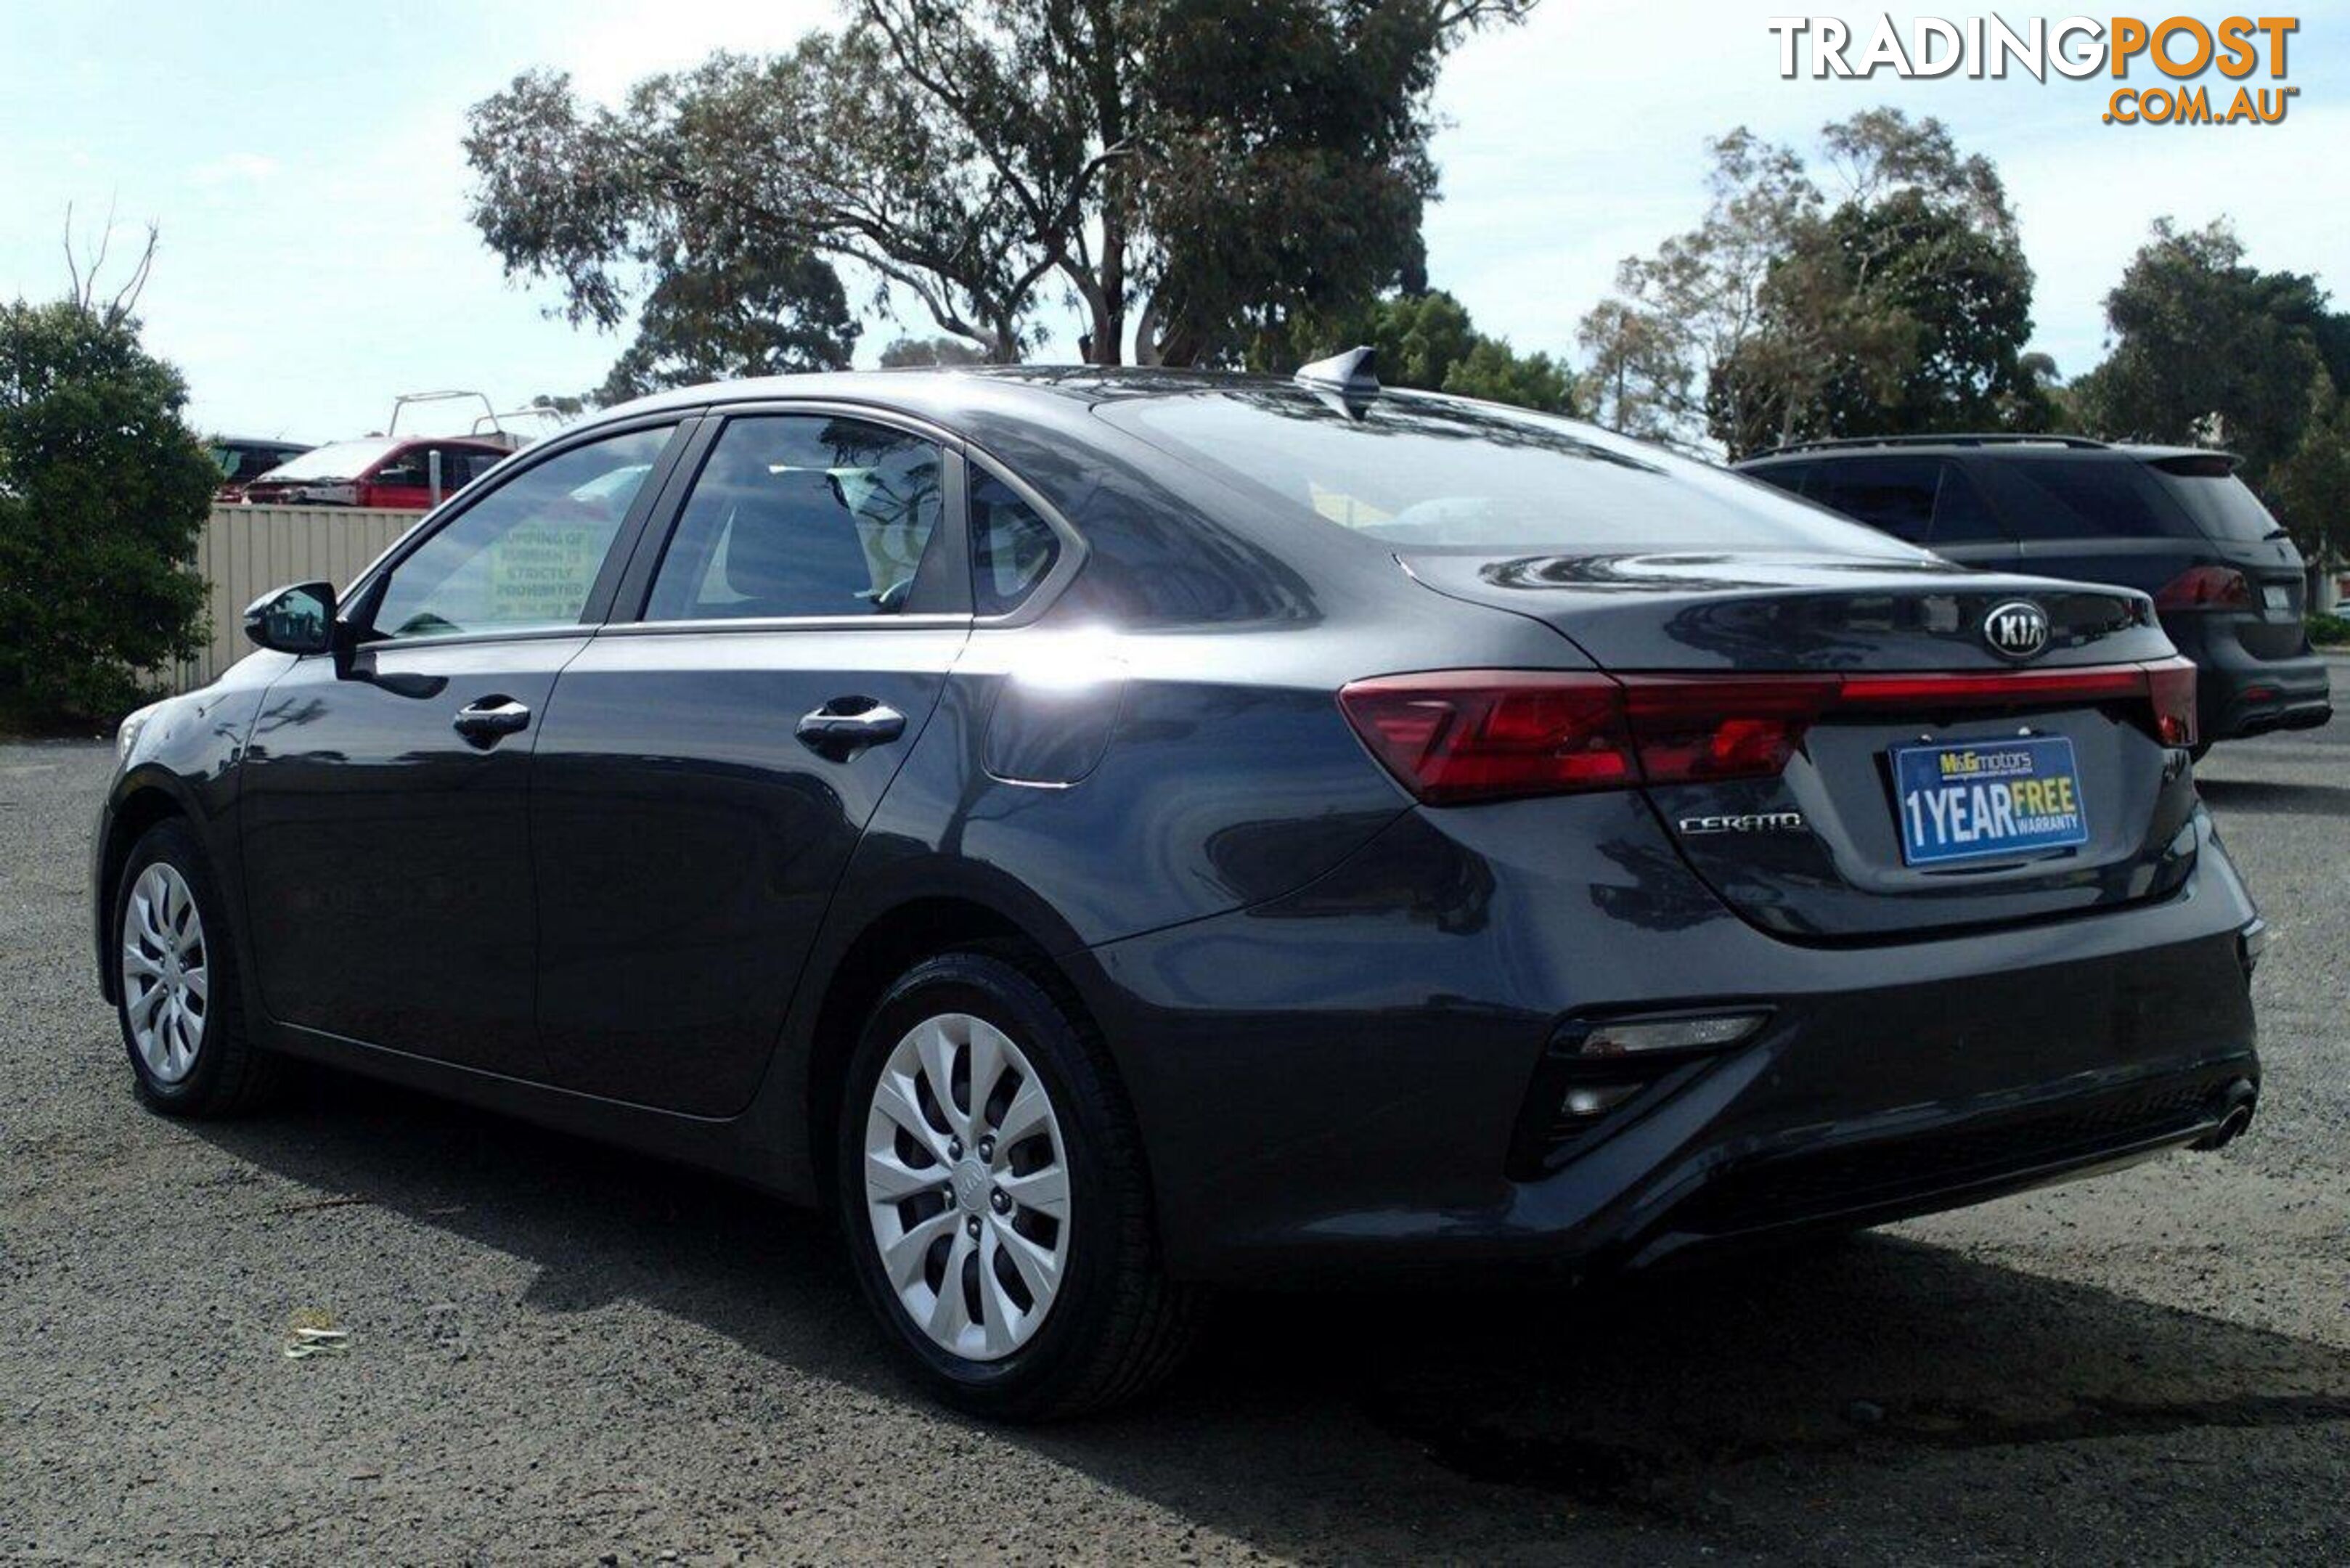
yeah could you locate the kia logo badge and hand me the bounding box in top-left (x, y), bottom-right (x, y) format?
top-left (1982, 600), bottom-right (2050, 661)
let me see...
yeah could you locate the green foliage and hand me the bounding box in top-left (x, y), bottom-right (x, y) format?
top-left (463, 1), bottom-right (1529, 367)
top-left (2071, 221), bottom-right (2328, 473)
top-left (1576, 125), bottom-right (1818, 450)
top-left (1437, 336), bottom-right (1573, 412)
top-left (595, 253), bottom-right (859, 404)
top-left (1354, 290), bottom-right (1482, 390)
top-left (2070, 219), bottom-right (2349, 560)
top-left (877, 335), bottom-right (988, 369)
top-left (1575, 298), bottom-right (1685, 444)
top-left (1803, 192), bottom-right (2048, 438)
top-left (1260, 290), bottom-right (1575, 415)
top-left (0, 300), bottom-right (214, 720)
top-left (1582, 110), bottom-right (2045, 455)
top-left (2267, 377), bottom-right (2350, 566)
top-left (2307, 612), bottom-right (2350, 647)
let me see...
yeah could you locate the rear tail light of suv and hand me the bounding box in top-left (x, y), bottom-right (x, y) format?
top-left (1340, 661), bottom-right (2198, 805)
top-left (2154, 565), bottom-right (2254, 611)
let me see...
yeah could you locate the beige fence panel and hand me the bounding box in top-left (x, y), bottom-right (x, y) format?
top-left (175, 505), bottom-right (423, 691)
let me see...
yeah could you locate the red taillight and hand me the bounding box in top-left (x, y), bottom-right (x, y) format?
top-left (2155, 565), bottom-right (2252, 611)
top-left (1336, 671), bottom-right (1636, 804)
top-left (1340, 659), bottom-right (2202, 804)
top-left (2146, 656), bottom-right (2199, 747)
top-left (1615, 676), bottom-right (1835, 784)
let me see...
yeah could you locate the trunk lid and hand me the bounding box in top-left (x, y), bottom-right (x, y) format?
top-left (1402, 550), bottom-right (2200, 941)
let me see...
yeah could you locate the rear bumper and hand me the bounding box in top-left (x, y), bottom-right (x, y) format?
top-left (1084, 799), bottom-right (2261, 1286)
top-left (2166, 615), bottom-right (2333, 740)
top-left (1633, 1063), bottom-right (2256, 1270)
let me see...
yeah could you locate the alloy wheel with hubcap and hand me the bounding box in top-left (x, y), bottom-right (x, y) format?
top-left (862, 1010), bottom-right (1072, 1362)
top-left (121, 862), bottom-right (208, 1084)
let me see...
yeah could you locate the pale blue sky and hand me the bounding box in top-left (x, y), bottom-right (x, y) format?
top-left (3, 1), bottom-right (2343, 441)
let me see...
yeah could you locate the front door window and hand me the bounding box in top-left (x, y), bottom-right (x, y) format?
top-left (369, 427), bottom-right (672, 639)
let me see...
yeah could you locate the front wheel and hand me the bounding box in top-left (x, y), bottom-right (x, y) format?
top-left (113, 820), bottom-right (280, 1116)
top-left (836, 952), bottom-right (1196, 1420)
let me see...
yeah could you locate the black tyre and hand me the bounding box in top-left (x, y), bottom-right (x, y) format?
top-left (836, 951), bottom-right (1196, 1420)
top-left (112, 820), bottom-right (280, 1116)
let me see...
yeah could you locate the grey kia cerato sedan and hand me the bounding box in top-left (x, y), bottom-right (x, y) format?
top-left (95, 354), bottom-right (2264, 1418)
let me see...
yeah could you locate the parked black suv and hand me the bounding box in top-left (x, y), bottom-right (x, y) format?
top-left (1737, 435), bottom-right (2333, 751)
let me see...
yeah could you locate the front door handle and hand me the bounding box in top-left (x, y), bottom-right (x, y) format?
top-left (452, 697), bottom-right (531, 746)
top-left (797, 698), bottom-right (906, 757)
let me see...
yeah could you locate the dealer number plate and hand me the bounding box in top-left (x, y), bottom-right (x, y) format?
top-left (1893, 738), bottom-right (2089, 867)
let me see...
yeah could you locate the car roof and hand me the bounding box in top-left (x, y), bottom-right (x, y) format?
top-left (1737, 436), bottom-right (2235, 467)
top-left (595, 365), bottom-right (1290, 425)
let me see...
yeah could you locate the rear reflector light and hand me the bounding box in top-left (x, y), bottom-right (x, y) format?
top-left (1562, 1082), bottom-right (1645, 1118)
top-left (2155, 565), bottom-right (2253, 611)
top-left (1339, 659), bottom-right (2200, 803)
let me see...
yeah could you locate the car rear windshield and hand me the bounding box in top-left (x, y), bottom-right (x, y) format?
top-left (2151, 469), bottom-right (2288, 544)
top-left (1098, 390), bottom-right (1919, 556)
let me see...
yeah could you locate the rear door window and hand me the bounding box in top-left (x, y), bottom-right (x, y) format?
top-left (1923, 463), bottom-right (2008, 545)
top-left (1742, 462), bottom-right (1814, 499)
top-left (644, 415), bottom-right (945, 621)
top-left (1808, 458), bottom-right (1941, 544)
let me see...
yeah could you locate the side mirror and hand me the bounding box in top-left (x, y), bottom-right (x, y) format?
top-left (242, 581), bottom-right (338, 655)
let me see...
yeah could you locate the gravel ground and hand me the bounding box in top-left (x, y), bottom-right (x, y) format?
top-left (4, 676), bottom-right (2346, 1564)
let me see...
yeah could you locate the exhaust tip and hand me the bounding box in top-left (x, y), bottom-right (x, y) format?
top-left (2190, 1078), bottom-right (2259, 1151)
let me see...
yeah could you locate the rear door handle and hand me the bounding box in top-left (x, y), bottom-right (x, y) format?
top-left (797, 698), bottom-right (906, 756)
top-left (452, 697), bottom-right (531, 746)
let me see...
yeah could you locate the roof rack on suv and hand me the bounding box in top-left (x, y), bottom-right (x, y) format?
top-left (1755, 433), bottom-right (2112, 458)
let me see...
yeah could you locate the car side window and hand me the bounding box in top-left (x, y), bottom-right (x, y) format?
top-left (969, 473), bottom-right (1063, 616)
top-left (372, 446), bottom-right (428, 489)
top-left (1983, 457), bottom-right (2198, 541)
top-left (367, 425), bottom-right (672, 640)
top-left (1925, 463), bottom-right (2007, 546)
top-left (1809, 457), bottom-right (1940, 544)
top-left (425, 445), bottom-right (488, 493)
top-left (644, 415), bottom-right (944, 621)
top-left (1743, 462), bottom-right (1813, 499)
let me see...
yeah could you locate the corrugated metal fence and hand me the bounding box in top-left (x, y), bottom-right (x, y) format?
top-left (174, 504), bottom-right (423, 691)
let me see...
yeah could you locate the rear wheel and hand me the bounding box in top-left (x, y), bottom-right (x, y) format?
top-left (113, 820), bottom-right (280, 1116)
top-left (836, 952), bottom-right (1196, 1419)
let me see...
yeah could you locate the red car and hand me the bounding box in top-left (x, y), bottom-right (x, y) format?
top-left (242, 436), bottom-right (509, 509)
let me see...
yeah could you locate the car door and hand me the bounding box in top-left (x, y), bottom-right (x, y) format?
top-left (529, 408), bottom-right (972, 1116)
top-left (362, 444), bottom-right (437, 510)
top-left (237, 420), bottom-right (686, 1077)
